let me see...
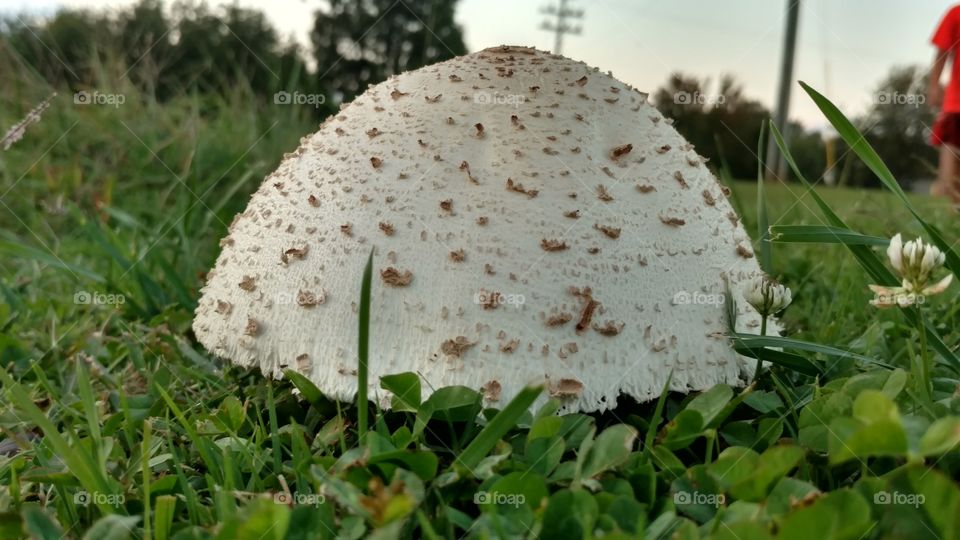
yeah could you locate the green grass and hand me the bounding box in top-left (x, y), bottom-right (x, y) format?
top-left (2, 73), bottom-right (960, 539)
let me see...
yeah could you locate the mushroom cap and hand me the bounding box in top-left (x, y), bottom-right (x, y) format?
top-left (193, 45), bottom-right (774, 412)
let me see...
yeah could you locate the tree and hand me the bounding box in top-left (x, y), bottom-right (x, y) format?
top-left (311, 0), bottom-right (467, 101)
top-left (852, 65), bottom-right (936, 189)
top-left (654, 73), bottom-right (770, 180)
top-left (116, 0), bottom-right (172, 93)
top-left (4, 9), bottom-right (111, 86)
top-left (654, 73), bottom-right (828, 183)
top-left (163, 3), bottom-right (284, 98)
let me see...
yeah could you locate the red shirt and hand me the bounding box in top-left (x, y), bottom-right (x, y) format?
top-left (933, 5), bottom-right (960, 113)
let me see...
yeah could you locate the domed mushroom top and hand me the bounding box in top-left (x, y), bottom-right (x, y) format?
top-left (193, 45), bottom-right (771, 412)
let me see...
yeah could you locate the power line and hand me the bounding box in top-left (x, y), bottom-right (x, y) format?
top-left (540, 0), bottom-right (583, 55)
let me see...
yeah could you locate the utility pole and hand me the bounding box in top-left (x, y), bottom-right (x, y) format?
top-left (540, 0), bottom-right (583, 55)
top-left (765, 0), bottom-right (801, 180)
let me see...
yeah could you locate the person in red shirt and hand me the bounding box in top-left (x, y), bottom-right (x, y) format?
top-left (930, 5), bottom-right (960, 202)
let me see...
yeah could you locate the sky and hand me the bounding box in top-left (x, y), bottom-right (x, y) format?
top-left (0, 0), bottom-right (953, 128)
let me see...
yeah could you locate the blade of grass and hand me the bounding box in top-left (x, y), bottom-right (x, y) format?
top-left (142, 419), bottom-right (152, 540)
top-left (770, 121), bottom-right (960, 373)
top-left (154, 384), bottom-right (222, 484)
top-left (769, 225), bottom-right (889, 246)
top-left (153, 496), bottom-right (177, 540)
top-left (769, 121), bottom-right (896, 284)
top-left (357, 248), bottom-right (373, 443)
top-left (800, 81), bottom-right (960, 277)
top-left (164, 424), bottom-right (200, 526)
top-left (416, 510), bottom-right (441, 540)
top-left (0, 240), bottom-right (103, 282)
top-left (267, 383), bottom-right (281, 475)
top-left (454, 384), bottom-right (543, 472)
top-left (0, 369), bottom-right (118, 514)
top-left (732, 343), bottom-right (821, 376)
top-left (74, 362), bottom-right (102, 458)
top-left (641, 371), bottom-right (673, 463)
top-left (731, 334), bottom-right (892, 368)
top-left (757, 122), bottom-right (772, 272)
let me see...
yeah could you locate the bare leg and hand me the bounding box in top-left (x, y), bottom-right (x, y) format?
top-left (933, 144), bottom-right (960, 203)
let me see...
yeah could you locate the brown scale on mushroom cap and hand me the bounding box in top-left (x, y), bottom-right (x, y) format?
top-left (297, 289), bottom-right (325, 307)
top-left (378, 222), bottom-right (395, 236)
top-left (482, 380), bottom-right (502, 401)
top-left (192, 45), bottom-right (778, 415)
top-left (380, 267), bottom-right (413, 286)
top-left (660, 216), bottom-right (686, 227)
top-left (594, 224), bottom-right (621, 239)
top-left (593, 321), bottom-right (624, 336)
top-left (611, 144), bottom-right (633, 160)
top-left (549, 378), bottom-right (584, 398)
top-left (702, 190), bottom-right (716, 206)
top-left (441, 336), bottom-right (474, 357)
top-left (215, 300), bottom-right (232, 315)
top-left (506, 178), bottom-right (538, 198)
top-left (571, 287), bottom-right (599, 334)
top-left (540, 239), bottom-right (568, 252)
top-left (459, 161), bottom-right (479, 184)
top-left (281, 246), bottom-right (308, 264)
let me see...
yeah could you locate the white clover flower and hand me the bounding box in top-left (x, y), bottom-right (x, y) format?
top-left (869, 233), bottom-right (953, 308)
top-left (744, 275), bottom-right (792, 317)
top-left (886, 233), bottom-right (903, 273)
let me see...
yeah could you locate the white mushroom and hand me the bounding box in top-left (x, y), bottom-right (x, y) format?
top-left (193, 45), bottom-right (776, 413)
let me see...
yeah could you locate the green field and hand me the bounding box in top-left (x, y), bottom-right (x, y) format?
top-left (2, 84), bottom-right (960, 539)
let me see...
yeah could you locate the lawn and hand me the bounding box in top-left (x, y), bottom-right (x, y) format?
top-left (1, 84), bottom-right (959, 539)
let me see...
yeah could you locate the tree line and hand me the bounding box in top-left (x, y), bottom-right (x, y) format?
top-left (1, 0), bottom-right (934, 187)
top-left (1, 0), bottom-right (467, 116)
top-left (653, 67), bottom-right (936, 188)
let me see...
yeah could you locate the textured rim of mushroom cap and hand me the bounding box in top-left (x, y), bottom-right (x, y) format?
top-left (193, 45), bottom-right (778, 413)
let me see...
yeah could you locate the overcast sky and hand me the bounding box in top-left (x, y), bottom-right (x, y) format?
top-left (1, 0), bottom-right (952, 128)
